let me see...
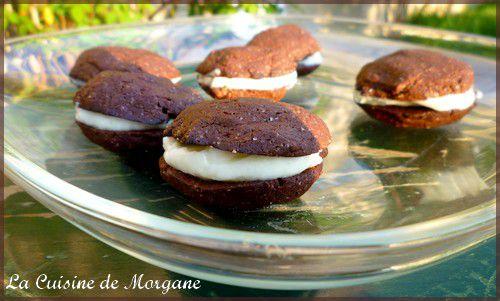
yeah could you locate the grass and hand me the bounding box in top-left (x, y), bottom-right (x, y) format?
top-left (406, 4), bottom-right (496, 37)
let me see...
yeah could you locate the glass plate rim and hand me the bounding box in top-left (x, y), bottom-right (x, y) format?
top-left (5, 14), bottom-right (496, 47)
top-left (4, 15), bottom-right (496, 250)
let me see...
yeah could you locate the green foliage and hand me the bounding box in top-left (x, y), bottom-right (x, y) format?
top-left (4, 4), bottom-right (156, 37)
top-left (6, 4), bottom-right (494, 38)
top-left (188, 3), bottom-right (280, 16)
top-left (4, 4), bottom-right (281, 38)
top-left (407, 4), bottom-right (496, 37)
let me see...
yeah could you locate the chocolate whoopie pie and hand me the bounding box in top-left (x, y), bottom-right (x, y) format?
top-left (196, 46), bottom-right (297, 101)
top-left (73, 71), bottom-right (202, 153)
top-left (248, 24), bottom-right (322, 76)
top-left (69, 46), bottom-right (181, 87)
top-left (159, 98), bottom-right (331, 211)
top-left (355, 49), bottom-right (478, 129)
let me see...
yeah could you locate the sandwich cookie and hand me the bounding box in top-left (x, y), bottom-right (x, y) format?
top-left (73, 71), bottom-right (203, 153)
top-left (69, 46), bottom-right (181, 87)
top-left (196, 46), bottom-right (297, 101)
top-left (159, 98), bottom-right (331, 211)
top-left (248, 24), bottom-right (322, 76)
top-left (355, 49), bottom-right (479, 128)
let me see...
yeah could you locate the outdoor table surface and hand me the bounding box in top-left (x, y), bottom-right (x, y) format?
top-left (4, 176), bottom-right (496, 298)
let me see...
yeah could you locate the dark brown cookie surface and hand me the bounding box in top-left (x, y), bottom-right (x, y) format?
top-left (159, 157), bottom-right (322, 211)
top-left (248, 24), bottom-right (320, 62)
top-left (166, 98), bottom-right (331, 157)
top-left (297, 64), bottom-right (320, 77)
top-left (196, 46), bottom-right (296, 78)
top-left (74, 71), bottom-right (203, 124)
top-left (77, 121), bottom-right (164, 153)
top-left (356, 49), bottom-right (474, 101)
top-left (69, 46), bottom-right (181, 82)
top-left (359, 104), bottom-right (475, 129)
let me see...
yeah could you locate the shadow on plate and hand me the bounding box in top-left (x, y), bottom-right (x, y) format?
top-left (348, 115), bottom-right (494, 228)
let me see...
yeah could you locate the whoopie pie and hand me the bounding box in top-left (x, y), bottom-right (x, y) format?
top-left (69, 46), bottom-right (181, 87)
top-left (196, 46), bottom-right (297, 101)
top-left (354, 49), bottom-right (479, 128)
top-left (73, 71), bottom-right (203, 153)
top-left (159, 98), bottom-right (332, 211)
top-left (248, 24), bottom-right (322, 76)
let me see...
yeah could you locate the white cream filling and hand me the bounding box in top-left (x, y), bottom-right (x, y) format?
top-left (354, 88), bottom-right (478, 112)
top-left (162, 137), bottom-right (323, 182)
top-left (75, 105), bottom-right (169, 131)
top-left (69, 77), bottom-right (86, 87)
top-left (197, 68), bottom-right (297, 90)
top-left (298, 51), bottom-right (323, 67)
top-left (170, 76), bottom-right (181, 84)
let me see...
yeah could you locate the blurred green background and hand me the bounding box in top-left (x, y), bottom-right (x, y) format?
top-left (406, 3), bottom-right (495, 37)
top-left (4, 3), bottom-right (281, 37)
top-left (4, 3), bottom-right (496, 38)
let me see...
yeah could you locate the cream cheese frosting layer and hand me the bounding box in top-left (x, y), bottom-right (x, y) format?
top-left (354, 88), bottom-right (478, 112)
top-left (170, 76), bottom-right (182, 84)
top-left (197, 68), bottom-right (297, 91)
top-left (298, 51), bottom-right (323, 67)
top-left (162, 137), bottom-right (322, 182)
top-left (75, 105), bottom-right (169, 131)
top-left (69, 77), bottom-right (86, 87)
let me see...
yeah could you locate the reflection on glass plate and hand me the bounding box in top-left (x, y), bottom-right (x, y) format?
top-left (4, 15), bottom-right (496, 289)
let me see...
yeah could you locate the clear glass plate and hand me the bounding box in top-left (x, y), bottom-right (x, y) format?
top-left (4, 15), bottom-right (496, 290)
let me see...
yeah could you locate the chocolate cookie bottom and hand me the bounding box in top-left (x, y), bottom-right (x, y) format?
top-left (200, 85), bottom-right (287, 101)
top-left (358, 104), bottom-right (475, 129)
top-left (159, 157), bottom-right (323, 212)
top-left (76, 121), bottom-right (164, 153)
top-left (297, 64), bottom-right (320, 76)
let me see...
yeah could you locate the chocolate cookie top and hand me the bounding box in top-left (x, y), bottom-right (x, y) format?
top-left (74, 71), bottom-right (203, 124)
top-left (248, 24), bottom-right (321, 62)
top-left (196, 46), bottom-right (297, 78)
top-left (165, 98), bottom-right (331, 157)
top-left (69, 46), bottom-right (181, 82)
top-left (356, 49), bottom-right (474, 101)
